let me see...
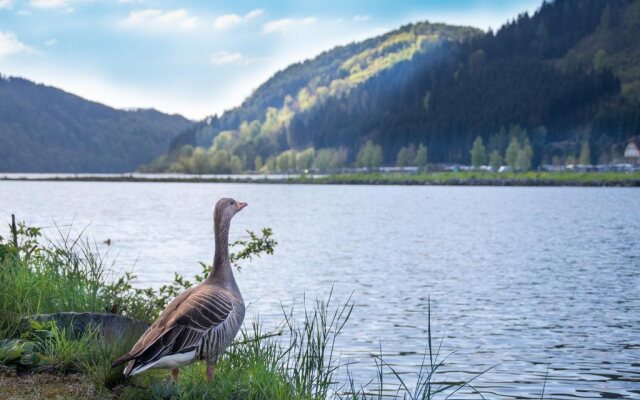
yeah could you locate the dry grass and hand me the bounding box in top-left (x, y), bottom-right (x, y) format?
top-left (0, 372), bottom-right (114, 400)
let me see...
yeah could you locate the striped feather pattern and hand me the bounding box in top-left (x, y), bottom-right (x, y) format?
top-left (177, 290), bottom-right (233, 330)
top-left (198, 302), bottom-right (245, 361)
top-left (114, 283), bottom-right (244, 375)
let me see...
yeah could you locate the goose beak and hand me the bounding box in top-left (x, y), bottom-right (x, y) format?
top-left (235, 201), bottom-right (248, 211)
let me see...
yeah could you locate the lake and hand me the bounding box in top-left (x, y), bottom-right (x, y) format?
top-left (1, 181), bottom-right (638, 399)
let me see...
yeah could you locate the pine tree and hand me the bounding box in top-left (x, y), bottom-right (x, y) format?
top-left (579, 138), bottom-right (591, 165)
top-left (372, 144), bottom-right (383, 169)
top-left (356, 141), bottom-right (373, 168)
top-left (330, 148), bottom-right (348, 169)
top-left (396, 146), bottom-right (410, 167)
top-left (516, 138), bottom-right (533, 172)
top-left (593, 49), bottom-right (607, 72)
top-left (357, 140), bottom-right (383, 169)
top-left (489, 150), bottom-right (502, 171)
top-left (470, 136), bottom-right (487, 168)
top-left (505, 137), bottom-right (520, 171)
top-left (415, 144), bottom-right (428, 169)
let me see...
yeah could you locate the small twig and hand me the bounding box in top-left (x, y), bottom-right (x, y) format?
top-left (11, 213), bottom-right (18, 248)
top-left (232, 330), bottom-right (284, 346)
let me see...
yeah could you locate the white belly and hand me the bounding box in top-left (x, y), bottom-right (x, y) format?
top-left (130, 350), bottom-right (197, 375)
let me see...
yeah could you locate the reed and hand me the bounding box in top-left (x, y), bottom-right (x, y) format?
top-left (338, 299), bottom-right (493, 399)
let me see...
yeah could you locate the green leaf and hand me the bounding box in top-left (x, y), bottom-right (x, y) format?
top-left (19, 341), bottom-right (35, 353)
top-left (20, 352), bottom-right (41, 366)
top-left (4, 347), bottom-right (23, 362)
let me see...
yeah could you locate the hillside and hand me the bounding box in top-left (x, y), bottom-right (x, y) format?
top-left (0, 76), bottom-right (193, 172)
top-left (147, 22), bottom-right (479, 173)
top-left (145, 0), bottom-right (640, 173)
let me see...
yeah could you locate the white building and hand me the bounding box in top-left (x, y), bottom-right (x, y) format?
top-left (624, 141), bottom-right (639, 159)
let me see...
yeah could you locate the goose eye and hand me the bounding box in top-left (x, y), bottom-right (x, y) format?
top-left (230, 201), bottom-right (235, 205)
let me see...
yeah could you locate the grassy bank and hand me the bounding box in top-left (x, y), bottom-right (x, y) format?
top-left (315, 171), bottom-right (640, 186)
top-left (2, 170), bottom-right (640, 186)
top-left (0, 220), bottom-right (491, 399)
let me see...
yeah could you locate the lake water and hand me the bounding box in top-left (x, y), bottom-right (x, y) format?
top-left (1, 181), bottom-right (638, 399)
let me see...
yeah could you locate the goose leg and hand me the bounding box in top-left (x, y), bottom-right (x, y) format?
top-left (206, 362), bottom-right (215, 381)
top-left (172, 368), bottom-right (179, 382)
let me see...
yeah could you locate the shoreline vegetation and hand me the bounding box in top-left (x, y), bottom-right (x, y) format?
top-left (2, 171), bottom-right (640, 187)
top-left (0, 219), bottom-right (496, 399)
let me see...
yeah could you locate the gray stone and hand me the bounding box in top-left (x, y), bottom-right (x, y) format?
top-left (23, 312), bottom-right (149, 340)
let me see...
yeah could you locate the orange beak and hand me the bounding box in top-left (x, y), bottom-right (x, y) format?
top-left (235, 201), bottom-right (248, 211)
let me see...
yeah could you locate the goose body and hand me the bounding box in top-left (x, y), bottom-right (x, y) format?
top-left (112, 198), bottom-right (248, 380)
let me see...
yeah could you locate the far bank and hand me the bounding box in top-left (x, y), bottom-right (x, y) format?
top-left (1, 171), bottom-right (640, 187)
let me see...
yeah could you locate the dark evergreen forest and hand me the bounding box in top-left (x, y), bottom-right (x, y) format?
top-left (150, 0), bottom-right (639, 173)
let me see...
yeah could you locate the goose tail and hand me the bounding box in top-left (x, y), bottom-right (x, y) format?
top-left (111, 353), bottom-right (136, 376)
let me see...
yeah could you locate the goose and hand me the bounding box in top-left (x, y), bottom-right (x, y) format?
top-left (112, 198), bottom-right (247, 381)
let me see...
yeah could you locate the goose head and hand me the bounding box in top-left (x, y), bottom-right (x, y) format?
top-left (214, 197), bottom-right (248, 227)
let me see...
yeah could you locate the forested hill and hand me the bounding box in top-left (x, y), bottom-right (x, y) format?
top-left (150, 22), bottom-right (480, 172)
top-left (147, 0), bottom-right (640, 173)
top-left (0, 76), bottom-right (193, 172)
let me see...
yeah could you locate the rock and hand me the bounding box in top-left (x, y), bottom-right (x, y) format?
top-left (22, 312), bottom-right (149, 340)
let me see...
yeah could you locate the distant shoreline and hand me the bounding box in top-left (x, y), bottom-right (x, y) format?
top-left (2, 172), bottom-right (640, 187)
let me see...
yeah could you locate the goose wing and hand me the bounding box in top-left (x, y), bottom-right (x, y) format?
top-left (112, 285), bottom-right (234, 375)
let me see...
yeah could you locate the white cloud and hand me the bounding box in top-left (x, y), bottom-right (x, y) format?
top-left (354, 15), bottom-right (370, 22)
top-left (0, 31), bottom-right (33, 56)
top-left (44, 38), bottom-right (57, 46)
top-left (122, 9), bottom-right (198, 31)
top-left (0, 0), bottom-right (12, 9)
top-left (0, 60), bottom-right (205, 119)
top-left (263, 17), bottom-right (316, 34)
top-left (30, 0), bottom-right (68, 8)
top-left (210, 51), bottom-right (243, 65)
top-left (245, 9), bottom-right (263, 19)
top-left (214, 8), bottom-right (263, 30)
top-left (214, 14), bottom-right (241, 29)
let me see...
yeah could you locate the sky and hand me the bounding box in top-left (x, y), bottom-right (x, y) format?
top-left (0, 0), bottom-right (541, 120)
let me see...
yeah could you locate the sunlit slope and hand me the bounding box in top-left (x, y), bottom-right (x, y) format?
top-left (153, 0), bottom-right (640, 169)
top-left (167, 22), bottom-right (479, 154)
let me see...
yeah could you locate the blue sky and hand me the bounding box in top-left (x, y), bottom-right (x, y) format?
top-left (0, 0), bottom-right (541, 120)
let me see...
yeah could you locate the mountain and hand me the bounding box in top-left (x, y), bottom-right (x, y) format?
top-left (145, 22), bottom-right (479, 173)
top-left (0, 76), bottom-right (193, 172)
top-left (146, 0), bottom-right (640, 173)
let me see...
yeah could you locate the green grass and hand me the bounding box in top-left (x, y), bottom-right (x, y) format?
top-left (82, 328), bottom-right (143, 390)
top-left (28, 320), bottom-right (98, 372)
top-left (0, 223), bottom-right (151, 338)
top-left (318, 170), bottom-right (640, 186)
top-left (0, 220), bottom-right (494, 399)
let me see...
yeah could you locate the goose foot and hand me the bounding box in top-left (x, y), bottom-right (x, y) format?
top-left (172, 368), bottom-right (179, 382)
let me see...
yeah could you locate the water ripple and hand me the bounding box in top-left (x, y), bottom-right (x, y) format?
top-left (1, 182), bottom-right (638, 399)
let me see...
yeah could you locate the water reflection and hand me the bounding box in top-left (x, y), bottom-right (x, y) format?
top-left (1, 182), bottom-right (638, 399)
